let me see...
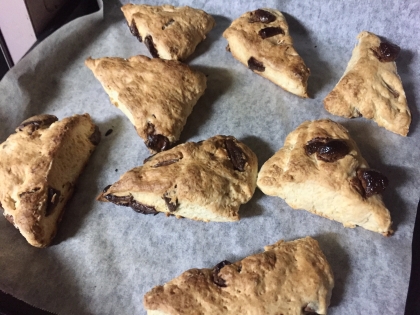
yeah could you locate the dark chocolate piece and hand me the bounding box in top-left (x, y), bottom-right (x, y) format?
top-left (17, 115), bottom-right (58, 133)
top-left (144, 35), bottom-right (159, 58)
top-left (163, 195), bottom-right (178, 212)
top-left (105, 129), bottom-right (113, 136)
top-left (212, 260), bottom-right (232, 287)
top-left (103, 185), bottom-right (111, 193)
top-left (225, 138), bottom-right (246, 172)
top-left (104, 194), bottom-right (132, 207)
top-left (259, 26), bottom-right (284, 39)
top-left (131, 200), bottom-right (159, 215)
top-left (46, 187), bottom-right (61, 216)
top-left (145, 123), bottom-right (171, 152)
top-left (248, 57), bottom-right (265, 72)
top-left (372, 42), bottom-right (400, 62)
top-left (129, 20), bottom-right (142, 42)
top-left (357, 168), bottom-right (389, 197)
top-left (305, 137), bottom-right (349, 162)
top-left (248, 9), bottom-right (276, 23)
top-left (89, 125), bottom-right (101, 145)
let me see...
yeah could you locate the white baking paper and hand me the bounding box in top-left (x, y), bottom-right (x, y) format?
top-left (0, 0), bottom-right (419, 314)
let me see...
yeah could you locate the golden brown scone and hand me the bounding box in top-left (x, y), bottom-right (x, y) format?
top-left (98, 135), bottom-right (258, 222)
top-left (324, 31), bottom-right (411, 136)
top-left (144, 237), bottom-right (334, 315)
top-left (0, 114), bottom-right (100, 247)
top-left (121, 4), bottom-right (215, 61)
top-left (85, 55), bottom-right (207, 153)
top-left (257, 119), bottom-right (393, 236)
top-left (223, 8), bottom-right (310, 97)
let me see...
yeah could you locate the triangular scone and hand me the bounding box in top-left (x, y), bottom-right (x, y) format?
top-left (85, 55), bottom-right (207, 153)
top-left (98, 135), bottom-right (258, 222)
top-left (0, 114), bottom-right (100, 247)
top-left (223, 9), bottom-right (310, 97)
top-left (121, 4), bottom-right (215, 61)
top-left (324, 31), bottom-right (411, 136)
top-left (257, 119), bottom-right (393, 236)
top-left (144, 237), bottom-right (334, 315)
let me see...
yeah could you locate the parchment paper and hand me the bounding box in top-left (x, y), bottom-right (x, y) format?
top-left (1, 0), bottom-right (419, 314)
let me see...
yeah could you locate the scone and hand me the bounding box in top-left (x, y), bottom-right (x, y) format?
top-left (223, 8), bottom-right (310, 97)
top-left (324, 31), bottom-right (411, 136)
top-left (121, 4), bottom-right (215, 60)
top-left (0, 114), bottom-right (100, 247)
top-left (144, 237), bottom-right (334, 315)
top-left (98, 135), bottom-right (258, 222)
top-left (257, 119), bottom-right (392, 235)
top-left (85, 55), bottom-right (207, 153)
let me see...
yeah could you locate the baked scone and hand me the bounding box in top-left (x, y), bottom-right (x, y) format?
top-left (121, 4), bottom-right (215, 61)
top-left (0, 114), bottom-right (100, 247)
top-left (144, 237), bottom-right (334, 315)
top-left (223, 8), bottom-right (310, 97)
top-left (257, 119), bottom-right (392, 235)
top-left (85, 55), bottom-right (207, 153)
top-left (98, 135), bottom-right (258, 222)
top-left (324, 31), bottom-right (411, 136)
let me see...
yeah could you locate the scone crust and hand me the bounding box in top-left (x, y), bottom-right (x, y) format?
top-left (324, 31), bottom-right (411, 136)
top-left (85, 55), bottom-right (207, 153)
top-left (98, 135), bottom-right (258, 222)
top-left (223, 8), bottom-right (310, 97)
top-left (257, 119), bottom-right (392, 235)
top-left (121, 4), bottom-right (215, 60)
top-left (0, 114), bottom-right (99, 247)
top-left (144, 237), bottom-right (334, 315)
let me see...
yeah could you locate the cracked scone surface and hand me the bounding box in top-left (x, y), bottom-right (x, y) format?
top-left (98, 135), bottom-right (258, 222)
top-left (324, 31), bottom-right (411, 136)
top-left (223, 8), bottom-right (310, 97)
top-left (257, 119), bottom-right (392, 235)
top-left (122, 4), bottom-right (215, 61)
top-left (144, 237), bottom-right (334, 315)
top-left (85, 55), bottom-right (207, 153)
top-left (0, 114), bottom-right (100, 247)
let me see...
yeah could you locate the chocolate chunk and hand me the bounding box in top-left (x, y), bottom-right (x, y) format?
top-left (305, 137), bottom-right (349, 162)
top-left (259, 26), bottom-right (284, 39)
top-left (225, 138), bottom-right (246, 172)
top-left (130, 200), bottom-right (159, 215)
top-left (163, 195), bottom-right (178, 212)
top-left (46, 187), bottom-right (61, 216)
top-left (153, 159), bottom-right (179, 168)
top-left (357, 169), bottom-right (389, 197)
top-left (145, 123), bottom-right (171, 152)
top-left (248, 57), bottom-right (265, 72)
top-left (212, 260), bottom-right (232, 287)
top-left (372, 42), bottom-right (400, 62)
top-left (89, 125), bottom-right (101, 145)
top-left (103, 185), bottom-right (111, 193)
top-left (144, 35), bottom-right (159, 58)
top-left (162, 18), bottom-right (174, 30)
top-left (248, 9), bottom-right (276, 23)
top-left (104, 194), bottom-right (132, 207)
top-left (129, 20), bottom-right (142, 42)
top-left (17, 115), bottom-right (58, 134)
top-left (105, 129), bottom-right (113, 136)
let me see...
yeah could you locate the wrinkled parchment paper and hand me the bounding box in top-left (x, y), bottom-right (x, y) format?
top-left (1, 0), bottom-right (419, 314)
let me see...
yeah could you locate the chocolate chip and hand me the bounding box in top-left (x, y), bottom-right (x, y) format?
top-left (248, 57), bottom-right (265, 72)
top-left (212, 260), bottom-right (232, 287)
top-left (357, 169), bottom-right (389, 197)
top-left (104, 194), bottom-right (132, 207)
top-left (225, 138), bottom-right (246, 172)
top-left (46, 187), bottom-right (61, 216)
top-left (103, 185), bottom-right (111, 193)
top-left (145, 123), bottom-right (171, 152)
top-left (305, 137), bottom-right (349, 162)
top-left (162, 18), bottom-right (174, 30)
top-left (153, 159), bottom-right (179, 168)
top-left (129, 20), bottom-right (142, 42)
top-left (248, 9), bottom-right (276, 23)
top-left (163, 195), bottom-right (178, 212)
top-left (17, 115), bottom-right (58, 134)
top-left (372, 42), bottom-right (400, 62)
top-left (89, 125), bottom-right (101, 146)
top-left (259, 27), bottom-right (284, 39)
top-left (130, 200), bottom-right (159, 215)
top-left (144, 35), bottom-right (159, 58)
top-left (105, 129), bottom-right (113, 136)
